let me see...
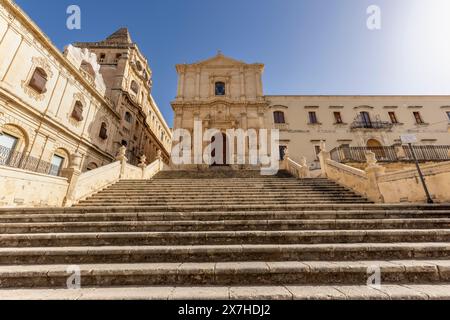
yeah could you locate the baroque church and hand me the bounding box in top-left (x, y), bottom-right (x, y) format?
top-left (172, 52), bottom-right (450, 170)
top-left (0, 0), bottom-right (450, 300)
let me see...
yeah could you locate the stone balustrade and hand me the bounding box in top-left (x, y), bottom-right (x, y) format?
top-left (0, 146), bottom-right (165, 208)
top-left (319, 142), bottom-right (450, 203)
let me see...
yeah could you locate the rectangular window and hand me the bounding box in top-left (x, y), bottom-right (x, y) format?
top-left (49, 155), bottom-right (64, 176)
top-left (279, 146), bottom-right (287, 161)
top-left (446, 111), bottom-right (450, 122)
top-left (274, 111), bottom-right (286, 124)
top-left (388, 112), bottom-right (399, 124)
top-left (360, 112), bottom-right (372, 128)
top-left (334, 112), bottom-right (343, 124)
top-left (309, 112), bottom-right (318, 124)
top-left (0, 133), bottom-right (19, 166)
top-left (413, 112), bottom-right (424, 124)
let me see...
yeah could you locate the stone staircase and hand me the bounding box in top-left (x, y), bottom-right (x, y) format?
top-left (0, 170), bottom-right (449, 300)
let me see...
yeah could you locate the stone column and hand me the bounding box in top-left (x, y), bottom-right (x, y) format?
top-left (61, 152), bottom-right (83, 207)
top-left (116, 146), bottom-right (128, 179)
top-left (318, 141), bottom-right (331, 178)
top-left (0, 110), bottom-right (4, 135)
top-left (364, 151), bottom-right (385, 203)
top-left (195, 68), bottom-right (201, 100)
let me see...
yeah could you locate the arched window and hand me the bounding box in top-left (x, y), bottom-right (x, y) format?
top-left (49, 148), bottom-right (69, 177)
top-left (86, 162), bottom-right (98, 171)
top-left (274, 111), bottom-right (286, 124)
top-left (130, 80), bottom-right (139, 94)
top-left (124, 111), bottom-right (132, 123)
top-left (80, 61), bottom-right (96, 78)
top-left (71, 101), bottom-right (84, 121)
top-left (99, 122), bottom-right (108, 140)
top-left (215, 82), bottom-right (226, 96)
top-left (28, 67), bottom-right (48, 94)
top-left (136, 61), bottom-right (143, 71)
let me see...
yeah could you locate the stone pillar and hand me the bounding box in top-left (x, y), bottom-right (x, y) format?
top-left (364, 151), bottom-right (385, 203)
top-left (394, 145), bottom-right (406, 160)
top-left (0, 107), bottom-right (5, 134)
top-left (61, 152), bottom-right (83, 207)
top-left (116, 146), bottom-right (128, 179)
top-left (138, 154), bottom-right (147, 179)
top-left (318, 141), bottom-right (331, 178)
top-left (156, 149), bottom-right (163, 171)
top-left (300, 156), bottom-right (311, 179)
top-left (282, 147), bottom-right (290, 171)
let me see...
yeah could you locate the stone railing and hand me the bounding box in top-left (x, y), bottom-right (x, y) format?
top-left (319, 142), bottom-right (450, 203)
top-left (377, 161), bottom-right (450, 203)
top-left (62, 146), bottom-right (166, 206)
top-left (282, 148), bottom-right (311, 179)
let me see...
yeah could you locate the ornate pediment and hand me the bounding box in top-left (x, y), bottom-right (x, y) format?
top-left (193, 51), bottom-right (247, 67)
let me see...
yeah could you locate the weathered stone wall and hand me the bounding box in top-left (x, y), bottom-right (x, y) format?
top-left (0, 165), bottom-right (69, 207)
top-left (378, 162), bottom-right (450, 203)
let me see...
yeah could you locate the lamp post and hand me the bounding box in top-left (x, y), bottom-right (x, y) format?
top-left (401, 135), bottom-right (433, 204)
top-left (408, 143), bottom-right (433, 204)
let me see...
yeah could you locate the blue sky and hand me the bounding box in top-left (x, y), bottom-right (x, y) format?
top-left (15, 0), bottom-right (450, 127)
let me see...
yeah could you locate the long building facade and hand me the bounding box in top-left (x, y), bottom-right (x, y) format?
top-left (172, 53), bottom-right (450, 169)
top-left (0, 0), bottom-right (171, 178)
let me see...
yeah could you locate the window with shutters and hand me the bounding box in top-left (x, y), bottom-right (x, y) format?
top-left (71, 101), bottom-right (84, 122)
top-left (28, 67), bottom-right (48, 94)
top-left (99, 122), bottom-right (108, 140)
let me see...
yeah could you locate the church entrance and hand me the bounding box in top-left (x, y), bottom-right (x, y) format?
top-left (211, 132), bottom-right (229, 166)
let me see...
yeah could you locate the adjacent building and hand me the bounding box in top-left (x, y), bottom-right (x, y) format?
top-left (0, 0), bottom-right (171, 178)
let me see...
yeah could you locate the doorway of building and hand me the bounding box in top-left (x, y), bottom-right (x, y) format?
top-left (366, 139), bottom-right (385, 159)
top-left (211, 132), bottom-right (229, 166)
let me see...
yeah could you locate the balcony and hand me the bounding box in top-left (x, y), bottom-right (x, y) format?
top-left (350, 120), bottom-right (394, 130)
top-left (0, 146), bottom-right (62, 176)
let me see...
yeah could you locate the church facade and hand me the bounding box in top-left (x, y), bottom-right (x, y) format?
top-left (172, 53), bottom-right (450, 169)
top-left (0, 0), bottom-right (171, 181)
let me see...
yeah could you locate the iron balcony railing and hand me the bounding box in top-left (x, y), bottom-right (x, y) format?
top-left (330, 145), bottom-right (450, 163)
top-left (0, 145), bottom-right (61, 176)
top-left (350, 120), bottom-right (394, 130)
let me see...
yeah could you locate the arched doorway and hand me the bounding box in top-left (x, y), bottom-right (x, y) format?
top-left (367, 139), bottom-right (382, 148)
top-left (366, 139), bottom-right (385, 160)
top-left (211, 132), bottom-right (229, 166)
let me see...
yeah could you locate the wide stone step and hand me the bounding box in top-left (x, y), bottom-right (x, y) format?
top-left (107, 181), bottom-right (345, 189)
top-left (1, 219), bottom-right (449, 234)
top-left (75, 202), bottom-right (372, 209)
top-left (77, 199), bottom-right (371, 206)
top-left (2, 230), bottom-right (450, 247)
top-left (1, 243), bottom-right (449, 265)
top-left (87, 194), bottom-right (365, 201)
top-left (1, 284), bottom-right (449, 300)
top-left (0, 260), bottom-right (448, 289)
top-left (79, 199), bottom-right (369, 205)
top-left (113, 182), bottom-right (341, 186)
top-left (1, 204), bottom-right (449, 215)
top-left (1, 210), bottom-right (449, 223)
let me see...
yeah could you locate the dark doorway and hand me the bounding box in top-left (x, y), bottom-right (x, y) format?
top-left (211, 133), bottom-right (229, 166)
